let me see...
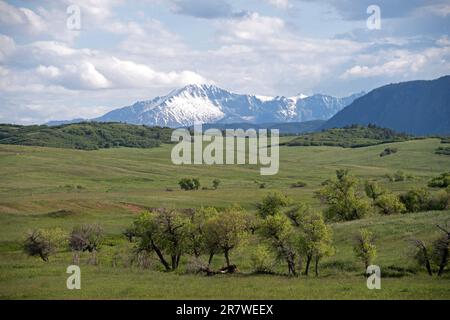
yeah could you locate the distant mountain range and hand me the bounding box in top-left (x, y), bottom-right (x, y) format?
top-left (46, 76), bottom-right (450, 136)
top-left (47, 85), bottom-right (364, 128)
top-left (323, 76), bottom-right (450, 135)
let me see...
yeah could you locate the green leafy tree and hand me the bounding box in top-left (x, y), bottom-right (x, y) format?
top-left (186, 207), bottom-right (218, 260)
top-left (353, 229), bottom-right (377, 272)
top-left (259, 213), bottom-right (297, 276)
top-left (316, 170), bottom-right (371, 221)
top-left (131, 210), bottom-right (188, 271)
top-left (297, 212), bottom-right (334, 276)
top-left (257, 192), bottom-right (292, 218)
top-left (204, 206), bottom-right (248, 269)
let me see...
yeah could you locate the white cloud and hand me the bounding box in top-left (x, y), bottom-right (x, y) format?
top-left (0, 34), bottom-right (16, 61)
top-left (220, 13), bottom-right (285, 42)
top-left (422, 3), bottom-right (450, 17)
top-left (341, 46), bottom-right (450, 79)
top-left (0, 1), bottom-right (45, 33)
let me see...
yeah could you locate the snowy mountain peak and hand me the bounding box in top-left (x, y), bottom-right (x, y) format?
top-left (78, 85), bottom-right (366, 128)
top-left (289, 93), bottom-right (309, 103)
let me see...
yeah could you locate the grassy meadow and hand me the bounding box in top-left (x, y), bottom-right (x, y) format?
top-left (0, 138), bottom-right (450, 299)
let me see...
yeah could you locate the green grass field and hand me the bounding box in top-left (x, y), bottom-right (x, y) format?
top-left (1, 138), bottom-right (449, 299)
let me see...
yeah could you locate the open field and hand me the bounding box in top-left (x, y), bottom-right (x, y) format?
top-left (0, 138), bottom-right (449, 299)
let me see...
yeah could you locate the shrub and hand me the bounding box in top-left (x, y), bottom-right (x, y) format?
top-left (291, 181), bottom-right (307, 188)
top-left (69, 224), bottom-right (104, 265)
top-left (250, 245), bottom-right (275, 274)
top-left (428, 172), bottom-right (450, 188)
top-left (399, 188), bottom-right (431, 212)
top-left (385, 170), bottom-right (411, 182)
top-left (212, 179), bottom-right (221, 190)
top-left (435, 147), bottom-right (450, 155)
top-left (178, 178), bottom-right (200, 191)
top-left (428, 190), bottom-right (450, 211)
top-left (380, 148), bottom-right (398, 157)
top-left (24, 228), bottom-right (65, 262)
top-left (374, 193), bottom-right (406, 215)
top-left (393, 170), bottom-right (406, 182)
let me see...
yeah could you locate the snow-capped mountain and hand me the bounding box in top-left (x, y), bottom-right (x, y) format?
top-left (50, 84), bottom-right (364, 127)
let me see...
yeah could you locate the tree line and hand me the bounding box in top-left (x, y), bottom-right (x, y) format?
top-left (23, 170), bottom-right (449, 277)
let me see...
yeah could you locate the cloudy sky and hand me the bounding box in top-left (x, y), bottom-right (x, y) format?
top-left (0, 0), bottom-right (449, 124)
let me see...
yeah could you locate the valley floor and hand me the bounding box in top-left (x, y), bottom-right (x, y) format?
top-left (0, 139), bottom-right (449, 299)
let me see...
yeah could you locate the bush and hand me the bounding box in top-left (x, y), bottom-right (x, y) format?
top-left (69, 224), bottom-right (104, 264)
top-left (212, 179), bottom-right (221, 190)
top-left (435, 147), bottom-right (450, 155)
top-left (250, 245), bottom-right (275, 274)
top-left (374, 193), bottom-right (406, 215)
top-left (24, 228), bottom-right (65, 262)
top-left (380, 148), bottom-right (398, 157)
top-left (385, 170), bottom-right (412, 182)
top-left (291, 181), bottom-right (307, 188)
top-left (178, 178), bottom-right (200, 191)
top-left (428, 190), bottom-right (450, 211)
top-left (399, 188), bottom-right (431, 212)
top-left (428, 172), bottom-right (450, 188)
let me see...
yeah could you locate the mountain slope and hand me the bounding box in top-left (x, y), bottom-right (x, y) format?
top-left (88, 84), bottom-right (363, 127)
top-left (322, 76), bottom-right (450, 135)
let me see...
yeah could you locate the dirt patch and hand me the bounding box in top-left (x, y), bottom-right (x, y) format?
top-left (118, 202), bottom-right (149, 214)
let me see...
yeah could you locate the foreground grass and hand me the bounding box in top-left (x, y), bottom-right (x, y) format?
top-left (0, 139), bottom-right (449, 299)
